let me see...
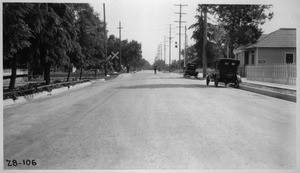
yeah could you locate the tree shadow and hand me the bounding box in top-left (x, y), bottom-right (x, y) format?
top-left (116, 83), bottom-right (220, 89)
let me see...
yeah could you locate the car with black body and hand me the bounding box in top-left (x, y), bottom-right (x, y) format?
top-left (183, 63), bottom-right (199, 78)
top-left (206, 58), bottom-right (241, 88)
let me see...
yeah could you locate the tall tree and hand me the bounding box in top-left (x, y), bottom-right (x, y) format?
top-left (3, 3), bottom-right (34, 89)
top-left (25, 3), bottom-right (78, 84)
top-left (189, 10), bottom-right (226, 67)
top-left (73, 4), bottom-right (105, 79)
top-left (203, 4), bottom-right (273, 58)
top-left (121, 40), bottom-right (142, 70)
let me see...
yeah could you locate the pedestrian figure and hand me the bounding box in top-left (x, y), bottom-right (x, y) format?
top-left (126, 65), bottom-right (130, 73)
top-left (154, 65), bottom-right (157, 74)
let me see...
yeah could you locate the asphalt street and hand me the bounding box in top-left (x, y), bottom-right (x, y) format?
top-left (3, 71), bottom-right (297, 169)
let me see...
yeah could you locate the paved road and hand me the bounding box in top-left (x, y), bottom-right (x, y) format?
top-left (3, 71), bottom-right (296, 169)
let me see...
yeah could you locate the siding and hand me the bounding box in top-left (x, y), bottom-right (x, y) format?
top-left (257, 48), bottom-right (296, 65)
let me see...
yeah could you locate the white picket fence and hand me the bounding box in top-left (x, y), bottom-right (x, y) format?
top-left (246, 64), bottom-right (297, 85)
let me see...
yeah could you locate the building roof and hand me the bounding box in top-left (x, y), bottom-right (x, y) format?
top-left (234, 28), bottom-right (296, 53)
top-left (248, 28), bottom-right (296, 48)
top-left (234, 34), bottom-right (268, 53)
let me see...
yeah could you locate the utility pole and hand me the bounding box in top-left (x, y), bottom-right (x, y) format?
top-left (164, 36), bottom-right (167, 70)
top-left (174, 4), bottom-right (187, 70)
top-left (103, 3), bottom-right (107, 76)
top-left (160, 43), bottom-right (163, 60)
top-left (184, 25), bottom-right (187, 68)
top-left (118, 21), bottom-right (123, 72)
top-left (202, 6), bottom-right (207, 78)
top-left (168, 24), bottom-right (173, 72)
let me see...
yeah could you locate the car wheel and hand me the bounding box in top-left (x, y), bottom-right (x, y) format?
top-left (206, 76), bottom-right (210, 86)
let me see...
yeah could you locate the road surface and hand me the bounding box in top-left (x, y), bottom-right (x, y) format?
top-left (3, 71), bottom-right (296, 169)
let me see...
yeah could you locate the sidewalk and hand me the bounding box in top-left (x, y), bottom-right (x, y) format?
top-left (197, 72), bottom-right (296, 102)
top-left (241, 78), bottom-right (296, 91)
top-left (240, 78), bottom-right (296, 102)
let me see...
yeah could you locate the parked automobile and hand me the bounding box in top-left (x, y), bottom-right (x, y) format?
top-left (206, 59), bottom-right (241, 88)
top-left (183, 63), bottom-right (199, 78)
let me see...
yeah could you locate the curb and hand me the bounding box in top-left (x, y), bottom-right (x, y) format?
top-left (239, 83), bottom-right (296, 102)
top-left (3, 81), bottom-right (92, 107)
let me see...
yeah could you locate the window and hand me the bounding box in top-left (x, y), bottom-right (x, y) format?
top-left (285, 53), bottom-right (294, 64)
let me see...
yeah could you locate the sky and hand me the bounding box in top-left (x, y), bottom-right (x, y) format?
top-left (86, 0), bottom-right (299, 65)
top-left (2, 0), bottom-right (298, 65)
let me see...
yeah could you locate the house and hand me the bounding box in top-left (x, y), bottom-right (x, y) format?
top-left (234, 28), bottom-right (296, 66)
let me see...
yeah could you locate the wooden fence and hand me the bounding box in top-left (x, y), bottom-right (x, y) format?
top-left (246, 64), bottom-right (297, 85)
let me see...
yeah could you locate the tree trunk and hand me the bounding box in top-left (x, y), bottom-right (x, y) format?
top-left (67, 66), bottom-right (71, 82)
top-left (202, 7), bottom-right (207, 78)
top-left (79, 68), bottom-right (83, 80)
top-left (104, 63), bottom-right (107, 76)
top-left (44, 62), bottom-right (51, 85)
top-left (94, 69), bottom-right (97, 79)
top-left (229, 43), bottom-right (234, 59)
top-left (9, 57), bottom-right (17, 90)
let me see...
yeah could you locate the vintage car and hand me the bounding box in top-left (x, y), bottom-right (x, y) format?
top-left (183, 63), bottom-right (199, 78)
top-left (206, 58), bottom-right (241, 88)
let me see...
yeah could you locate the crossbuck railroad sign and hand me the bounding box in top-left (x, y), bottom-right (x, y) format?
top-left (107, 52), bottom-right (119, 60)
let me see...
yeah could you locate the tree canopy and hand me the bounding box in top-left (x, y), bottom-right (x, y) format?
top-left (3, 3), bottom-right (148, 89)
top-left (190, 4), bottom-right (273, 64)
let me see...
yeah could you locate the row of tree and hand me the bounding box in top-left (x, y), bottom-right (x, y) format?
top-left (3, 3), bottom-right (150, 90)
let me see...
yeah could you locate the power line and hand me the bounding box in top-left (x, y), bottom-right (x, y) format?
top-left (117, 21), bottom-right (123, 71)
top-left (168, 24), bottom-right (174, 72)
top-left (174, 4), bottom-right (187, 70)
top-left (164, 36), bottom-right (167, 66)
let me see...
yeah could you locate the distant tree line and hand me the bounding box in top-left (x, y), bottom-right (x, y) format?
top-left (3, 3), bottom-right (150, 90)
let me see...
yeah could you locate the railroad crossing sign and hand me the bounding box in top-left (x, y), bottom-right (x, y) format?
top-left (108, 52), bottom-right (119, 60)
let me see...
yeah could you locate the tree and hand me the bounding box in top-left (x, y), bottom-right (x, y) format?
top-left (73, 4), bottom-right (105, 79)
top-left (122, 40), bottom-right (142, 71)
top-left (203, 4), bottom-right (273, 58)
top-left (24, 3), bottom-right (80, 84)
top-left (153, 59), bottom-right (166, 71)
top-left (3, 3), bottom-right (106, 86)
top-left (140, 59), bottom-right (151, 70)
top-left (189, 10), bottom-right (226, 68)
top-left (3, 3), bottom-right (34, 89)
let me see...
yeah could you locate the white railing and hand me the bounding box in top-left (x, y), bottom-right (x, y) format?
top-left (246, 64), bottom-right (297, 85)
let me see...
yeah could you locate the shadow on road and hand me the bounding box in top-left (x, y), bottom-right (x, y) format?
top-left (116, 83), bottom-right (218, 89)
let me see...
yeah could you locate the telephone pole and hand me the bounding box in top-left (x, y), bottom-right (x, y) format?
top-left (118, 22), bottom-right (123, 72)
top-left (168, 24), bottom-right (173, 72)
top-left (202, 6), bottom-right (207, 77)
top-left (103, 3), bottom-right (107, 76)
top-left (174, 4), bottom-right (187, 70)
top-left (164, 36), bottom-right (167, 67)
top-left (184, 25), bottom-right (187, 68)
